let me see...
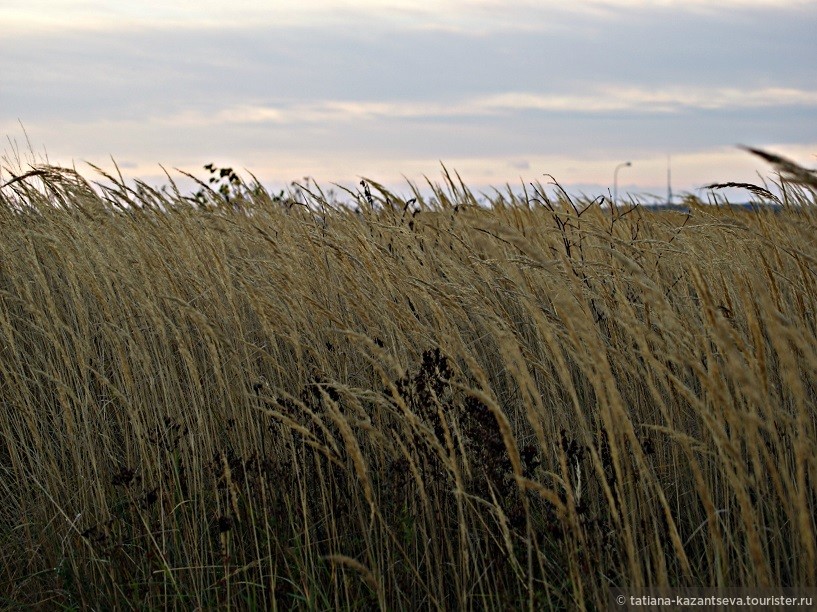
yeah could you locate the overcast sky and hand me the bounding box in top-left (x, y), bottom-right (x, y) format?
top-left (2, 0), bottom-right (815, 199)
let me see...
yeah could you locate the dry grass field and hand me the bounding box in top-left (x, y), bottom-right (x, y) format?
top-left (1, 151), bottom-right (815, 609)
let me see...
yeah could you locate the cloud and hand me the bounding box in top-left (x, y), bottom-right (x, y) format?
top-left (508, 160), bottom-right (530, 170)
top-left (3, 0), bottom-right (812, 33)
top-left (2, 0), bottom-right (814, 195)
top-left (213, 106), bottom-right (286, 124)
top-left (476, 87), bottom-right (817, 114)
top-left (158, 86), bottom-right (817, 128)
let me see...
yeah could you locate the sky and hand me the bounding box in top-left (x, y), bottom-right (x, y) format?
top-left (2, 0), bottom-right (816, 200)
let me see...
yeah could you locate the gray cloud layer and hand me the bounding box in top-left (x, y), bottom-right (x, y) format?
top-left (2, 2), bottom-right (815, 191)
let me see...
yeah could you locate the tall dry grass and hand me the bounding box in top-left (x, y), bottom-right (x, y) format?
top-left (0, 152), bottom-right (815, 609)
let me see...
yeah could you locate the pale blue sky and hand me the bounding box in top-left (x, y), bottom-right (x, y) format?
top-left (2, 0), bottom-right (815, 197)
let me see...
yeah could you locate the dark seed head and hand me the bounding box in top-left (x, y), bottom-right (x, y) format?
top-left (112, 467), bottom-right (135, 488)
top-left (217, 515), bottom-right (233, 533)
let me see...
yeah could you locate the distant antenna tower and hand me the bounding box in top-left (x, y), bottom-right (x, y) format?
top-left (667, 155), bottom-right (673, 205)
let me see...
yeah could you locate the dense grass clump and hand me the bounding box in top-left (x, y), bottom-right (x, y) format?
top-left (0, 154), bottom-right (816, 609)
